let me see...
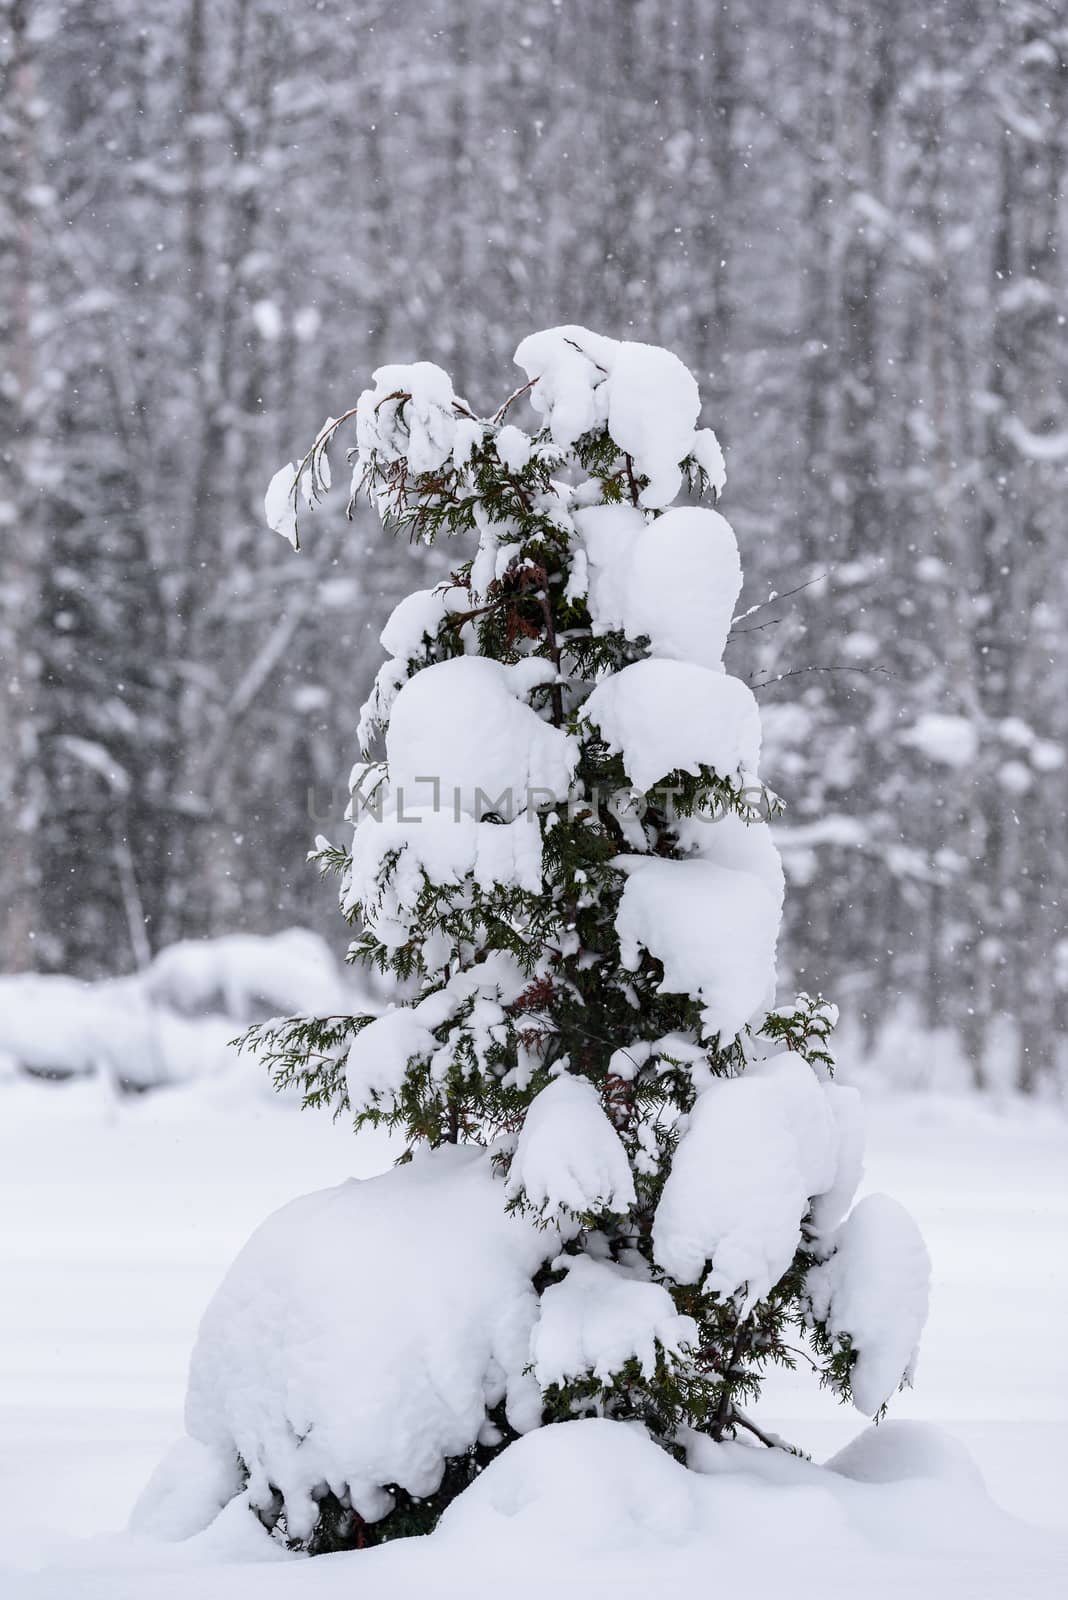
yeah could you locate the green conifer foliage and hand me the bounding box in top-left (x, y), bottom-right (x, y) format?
top-left (247, 330), bottom-right (927, 1550)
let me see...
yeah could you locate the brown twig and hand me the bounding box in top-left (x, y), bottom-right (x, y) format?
top-left (563, 335), bottom-right (608, 375)
top-left (731, 573), bottom-right (827, 627)
top-left (727, 614), bottom-right (785, 639)
top-left (624, 453), bottom-right (641, 506)
top-left (710, 1317), bottom-right (754, 1440)
top-left (730, 1407), bottom-right (805, 1456)
top-left (373, 389), bottom-right (410, 414)
top-left (536, 583), bottom-right (565, 726)
top-left (749, 664), bottom-right (894, 690)
top-left (493, 377), bottom-right (537, 423)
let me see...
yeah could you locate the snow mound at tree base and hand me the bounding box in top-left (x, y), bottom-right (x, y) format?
top-left (138, 1147), bottom-right (558, 1543)
top-left (438, 1417), bottom-right (1021, 1566)
top-left (102, 1418), bottom-right (1065, 1600)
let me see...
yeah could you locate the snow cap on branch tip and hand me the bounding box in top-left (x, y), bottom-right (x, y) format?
top-left (808, 1084), bottom-right (864, 1237)
top-left (355, 360), bottom-right (461, 476)
top-left (652, 1054), bottom-right (841, 1311)
top-left (346, 1006), bottom-right (439, 1107)
top-left (574, 503), bottom-right (743, 670)
top-left (378, 584), bottom-right (468, 660)
top-left (805, 1192), bottom-right (930, 1416)
top-left (531, 1255), bottom-right (698, 1388)
top-left (513, 325), bottom-right (713, 508)
top-left (690, 427), bottom-right (727, 497)
top-left (347, 808), bottom-right (544, 964)
top-left (264, 461), bottom-right (300, 548)
top-left (265, 416), bottom-right (340, 547)
top-left (385, 655), bottom-right (577, 821)
top-left (582, 658), bottom-right (761, 794)
top-left (613, 854), bottom-right (780, 1043)
top-left (452, 415), bottom-right (484, 467)
top-left (670, 811), bottom-right (785, 921)
top-left (506, 1074), bottom-right (636, 1220)
top-left (496, 423), bottom-right (533, 472)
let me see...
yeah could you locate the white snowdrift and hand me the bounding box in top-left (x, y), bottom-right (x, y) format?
top-left (129, 1418), bottom-right (1057, 1599)
top-left (131, 1436), bottom-right (246, 1543)
top-left (0, 973), bottom-right (159, 1082)
top-left (0, 973), bottom-right (240, 1089)
top-left (116, 1417), bottom-right (1061, 1600)
top-left (33, 1417), bottom-right (1064, 1600)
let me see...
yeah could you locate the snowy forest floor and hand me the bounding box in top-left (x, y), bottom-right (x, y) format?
top-left (1, 1076), bottom-right (1065, 1597)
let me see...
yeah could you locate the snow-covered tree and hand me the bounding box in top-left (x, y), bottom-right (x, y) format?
top-left (160, 329), bottom-right (930, 1553)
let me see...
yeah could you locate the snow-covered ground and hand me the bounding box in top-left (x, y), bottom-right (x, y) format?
top-left (1, 1076), bottom-right (1064, 1596)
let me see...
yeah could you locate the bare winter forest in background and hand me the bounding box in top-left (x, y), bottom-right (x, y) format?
top-left (1, 0), bottom-right (1065, 1090)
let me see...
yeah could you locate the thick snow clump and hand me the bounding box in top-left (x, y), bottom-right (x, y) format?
top-left (385, 655), bottom-right (577, 817)
top-left (614, 855), bottom-right (781, 1041)
top-left (575, 503), bottom-right (742, 669)
top-left (805, 1192), bottom-right (931, 1416)
top-left (513, 326), bottom-right (723, 507)
top-left (163, 1147), bottom-right (558, 1541)
top-left (583, 657), bottom-right (761, 792)
top-left (653, 1053), bottom-right (842, 1307)
top-left (505, 1073), bottom-right (636, 1218)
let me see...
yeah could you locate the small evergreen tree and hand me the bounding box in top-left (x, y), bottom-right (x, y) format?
top-left (251, 327), bottom-right (929, 1549)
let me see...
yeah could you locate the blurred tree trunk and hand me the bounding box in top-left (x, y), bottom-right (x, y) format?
top-left (2, 0), bottom-right (1064, 1090)
top-left (0, 0), bottom-right (43, 971)
top-left (976, 6), bottom-right (1068, 1092)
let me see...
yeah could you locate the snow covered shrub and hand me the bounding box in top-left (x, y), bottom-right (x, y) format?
top-left (0, 929), bottom-right (349, 1092)
top-left (209, 327), bottom-right (929, 1550)
top-left (142, 928), bottom-right (348, 1024)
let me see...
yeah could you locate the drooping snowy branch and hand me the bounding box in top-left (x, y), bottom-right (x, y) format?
top-left (805, 1193), bottom-right (930, 1417)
